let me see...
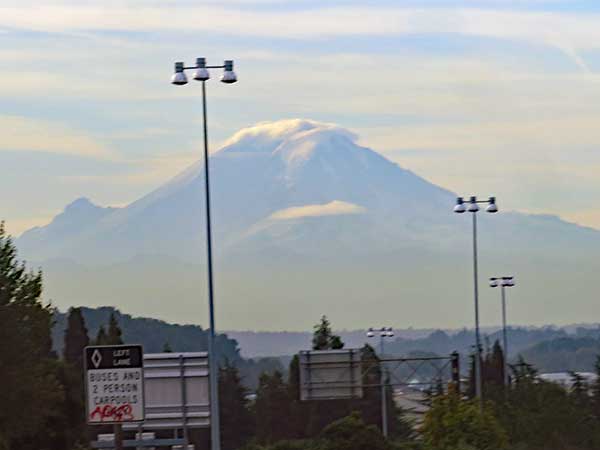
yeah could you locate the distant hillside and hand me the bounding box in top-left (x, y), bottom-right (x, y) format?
top-left (52, 306), bottom-right (241, 362)
top-left (520, 336), bottom-right (600, 373)
top-left (52, 307), bottom-right (284, 390)
top-left (52, 307), bottom-right (600, 381)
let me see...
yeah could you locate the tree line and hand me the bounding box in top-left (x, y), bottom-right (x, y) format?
top-left (3, 221), bottom-right (600, 450)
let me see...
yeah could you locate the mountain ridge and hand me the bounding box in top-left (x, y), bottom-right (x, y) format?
top-left (15, 118), bottom-right (600, 330)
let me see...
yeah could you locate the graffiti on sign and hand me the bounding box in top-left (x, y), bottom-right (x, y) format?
top-left (90, 404), bottom-right (134, 422)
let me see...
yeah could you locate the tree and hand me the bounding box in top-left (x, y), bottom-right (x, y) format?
top-left (107, 311), bottom-right (123, 345)
top-left (312, 316), bottom-right (344, 351)
top-left (162, 341), bottom-right (173, 352)
top-left (254, 371), bottom-right (294, 443)
top-left (95, 325), bottom-right (108, 345)
top-left (484, 340), bottom-right (505, 388)
top-left (0, 222), bottom-right (66, 449)
top-left (219, 363), bottom-right (254, 450)
top-left (422, 391), bottom-right (508, 450)
top-left (592, 356), bottom-right (600, 418)
top-left (64, 307), bottom-right (89, 369)
top-left (569, 370), bottom-right (589, 405)
top-left (61, 307), bottom-right (90, 448)
top-left (319, 412), bottom-right (390, 450)
top-left (510, 355), bottom-right (537, 384)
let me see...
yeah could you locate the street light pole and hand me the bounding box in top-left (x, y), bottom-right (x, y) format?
top-left (367, 327), bottom-right (394, 438)
top-left (454, 196), bottom-right (497, 410)
top-left (490, 276), bottom-right (515, 388)
top-left (171, 57), bottom-right (237, 450)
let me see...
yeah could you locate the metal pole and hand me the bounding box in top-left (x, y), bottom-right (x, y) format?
top-left (180, 354), bottom-right (189, 447)
top-left (202, 80), bottom-right (221, 450)
top-left (501, 285), bottom-right (509, 388)
top-left (114, 424), bottom-right (123, 450)
top-left (380, 334), bottom-right (388, 438)
top-left (472, 211), bottom-right (483, 410)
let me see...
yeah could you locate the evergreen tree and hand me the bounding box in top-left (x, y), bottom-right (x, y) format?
top-left (510, 355), bottom-right (537, 384)
top-left (61, 307), bottom-right (90, 448)
top-left (312, 316), bottom-right (344, 351)
top-left (64, 307), bottom-right (89, 369)
top-left (219, 363), bottom-right (254, 450)
top-left (287, 355), bottom-right (308, 438)
top-left (569, 371), bottom-right (589, 408)
top-left (592, 356), bottom-right (600, 418)
top-left (330, 335), bottom-right (344, 350)
top-left (95, 325), bottom-right (108, 345)
top-left (0, 222), bottom-right (66, 449)
top-left (486, 340), bottom-right (505, 387)
top-left (107, 311), bottom-right (123, 345)
top-left (254, 371), bottom-right (294, 443)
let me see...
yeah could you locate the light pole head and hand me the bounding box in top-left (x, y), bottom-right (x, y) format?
top-left (454, 197), bottom-right (466, 213)
top-left (468, 196), bottom-right (479, 212)
top-left (502, 277), bottom-right (515, 287)
top-left (193, 57), bottom-right (210, 81)
top-left (486, 196), bottom-right (498, 213)
top-left (171, 62), bottom-right (188, 85)
top-left (489, 278), bottom-right (499, 288)
top-left (221, 60), bottom-right (237, 84)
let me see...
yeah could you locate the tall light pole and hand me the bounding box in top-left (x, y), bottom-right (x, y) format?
top-left (171, 57), bottom-right (237, 450)
top-left (367, 327), bottom-right (394, 438)
top-left (454, 195), bottom-right (498, 409)
top-left (489, 276), bottom-right (515, 388)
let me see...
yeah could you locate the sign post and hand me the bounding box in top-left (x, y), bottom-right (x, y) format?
top-left (85, 345), bottom-right (145, 448)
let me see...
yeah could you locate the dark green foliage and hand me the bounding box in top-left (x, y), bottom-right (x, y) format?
top-left (422, 392), bottom-right (508, 450)
top-left (64, 307), bottom-right (89, 368)
top-left (484, 340), bottom-right (505, 387)
top-left (0, 222), bottom-right (66, 449)
top-left (94, 325), bottom-right (108, 345)
top-left (62, 307), bottom-right (90, 448)
top-left (220, 363), bottom-right (254, 450)
top-left (239, 357), bottom-right (286, 391)
top-left (312, 316), bottom-right (344, 351)
top-left (254, 371), bottom-right (294, 443)
top-left (494, 370), bottom-right (600, 450)
top-left (52, 306), bottom-right (242, 364)
top-left (106, 311), bottom-right (123, 345)
top-left (592, 356), bottom-right (600, 418)
top-left (239, 412), bottom-right (390, 450)
top-left (510, 355), bottom-right (538, 383)
top-left (319, 412), bottom-right (390, 450)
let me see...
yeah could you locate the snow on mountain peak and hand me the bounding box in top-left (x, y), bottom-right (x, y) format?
top-left (219, 119), bottom-right (357, 155)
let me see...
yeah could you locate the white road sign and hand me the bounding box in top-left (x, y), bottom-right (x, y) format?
top-left (85, 345), bottom-right (145, 424)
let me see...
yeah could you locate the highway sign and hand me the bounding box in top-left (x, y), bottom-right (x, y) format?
top-left (85, 345), bottom-right (145, 424)
top-left (299, 349), bottom-right (363, 400)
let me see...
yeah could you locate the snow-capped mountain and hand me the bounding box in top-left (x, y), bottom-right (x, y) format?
top-left (18, 119), bottom-right (456, 264)
top-left (16, 119), bottom-right (600, 330)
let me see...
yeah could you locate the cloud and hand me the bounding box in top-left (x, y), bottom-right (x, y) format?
top-left (3, 4), bottom-right (600, 53)
top-left (0, 115), bottom-right (114, 159)
top-left (269, 201), bottom-right (366, 220)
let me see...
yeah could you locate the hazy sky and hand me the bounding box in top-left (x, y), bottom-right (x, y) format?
top-left (3, 0), bottom-right (600, 235)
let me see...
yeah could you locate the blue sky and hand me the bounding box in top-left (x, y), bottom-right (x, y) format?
top-left (2, 0), bottom-right (600, 234)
